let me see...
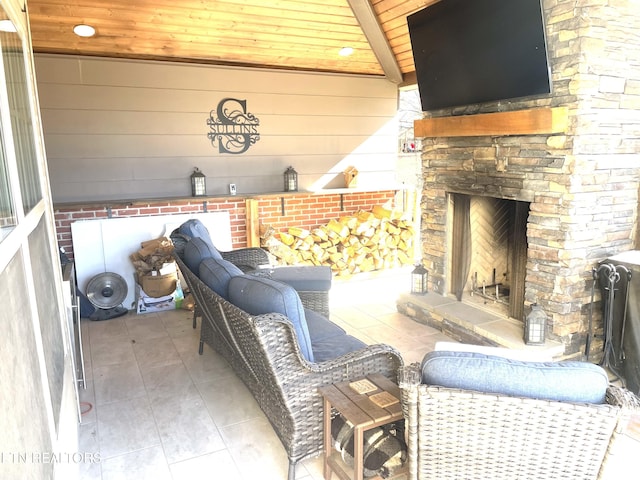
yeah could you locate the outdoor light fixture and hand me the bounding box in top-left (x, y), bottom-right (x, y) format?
top-left (339, 47), bottom-right (354, 57)
top-left (411, 263), bottom-right (428, 295)
top-left (524, 303), bottom-right (547, 345)
top-left (284, 166), bottom-right (298, 192)
top-left (73, 24), bottom-right (96, 37)
top-left (190, 167), bottom-right (206, 197)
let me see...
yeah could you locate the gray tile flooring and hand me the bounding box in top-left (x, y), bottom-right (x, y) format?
top-left (78, 268), bottom-right (451, 480)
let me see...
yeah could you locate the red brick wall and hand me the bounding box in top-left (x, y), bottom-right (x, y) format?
top-left (54, 191), bottom-right (396, 260)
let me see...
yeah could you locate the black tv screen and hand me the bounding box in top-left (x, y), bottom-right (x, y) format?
top-left (408, 0), bottom-right (552, 111)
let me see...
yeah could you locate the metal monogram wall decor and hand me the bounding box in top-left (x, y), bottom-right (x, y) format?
top-left (207, 98), bottom-right (260, 154)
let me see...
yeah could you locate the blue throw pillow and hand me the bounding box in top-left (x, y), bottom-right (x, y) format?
top-left (420, 350), bottom-right (609, 404)
top-left (228, 275), bottom-right (314, 362)
top-left (183, 237), bottom-right (222, 273)
top-left (199, 257), bottom-right (243, 299)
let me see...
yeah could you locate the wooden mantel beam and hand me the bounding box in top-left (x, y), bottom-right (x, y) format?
top-left (414, 107), bottom-right (569, 138)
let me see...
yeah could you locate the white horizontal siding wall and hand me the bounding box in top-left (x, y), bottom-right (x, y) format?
top-left (35, 55), bottom-right (399, 202)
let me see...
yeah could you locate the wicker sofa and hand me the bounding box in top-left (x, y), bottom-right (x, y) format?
top-left (172, 218), bottom-right (332, 324)
top-left (398, 352), bottom-right (640, 480)
top-left (174, 249), bottom-right (403, 480)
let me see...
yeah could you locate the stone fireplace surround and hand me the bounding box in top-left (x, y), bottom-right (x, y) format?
top-left (402, 0), bottom-right (640, 358)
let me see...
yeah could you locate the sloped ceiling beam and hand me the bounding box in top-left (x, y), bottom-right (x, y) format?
top-left (347, 0), bottom-right (403, 84)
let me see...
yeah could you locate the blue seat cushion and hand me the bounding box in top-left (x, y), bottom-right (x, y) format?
top-left (199, 257), bottom-right (243, 299)
top-left (183, 237), bottom-right (222, 273)
top-left (312, 334), bottom-right (367, 363)
top-left (228, 275), bottom-right (314, 362)
top-left (269, 266), bottom-right (332, 291)
top-left (420, 351), bottom-right (609, 404)
top-left (304, 308), bottom-right (366, 362)
top-left (305, 308), bottom-right (345, 341)
top-left (179, 218), bottom-right (215, 245)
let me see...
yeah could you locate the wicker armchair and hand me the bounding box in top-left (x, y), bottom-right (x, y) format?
top-left (398, 363), bottom-right (640, 480)
top-left (175, 253), bottom-right (403, 479)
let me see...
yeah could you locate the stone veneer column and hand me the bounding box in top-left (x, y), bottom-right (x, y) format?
top-left (418, 0), bottom-right (640, 356)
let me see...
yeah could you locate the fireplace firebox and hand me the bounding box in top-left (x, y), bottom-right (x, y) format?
top-left (449, 194), bottom-right (529, 321)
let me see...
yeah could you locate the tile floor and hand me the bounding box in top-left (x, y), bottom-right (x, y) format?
top-left (77, 268), bottom-right (452, 480)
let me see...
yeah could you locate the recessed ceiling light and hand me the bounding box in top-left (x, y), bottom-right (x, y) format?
top-left (73, 24), bottom-right (96, 37)
top-left (0, 20), bottom-right (16, 33)
top-left (339, 47), bottom-right (354, 57)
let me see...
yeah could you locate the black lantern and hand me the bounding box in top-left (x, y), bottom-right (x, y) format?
top-left (411, 263), bottom-right (428, 294)
top-left (524, 303), bottom-right (546, 345)
top-left (191, 167), bottom-right (206, 197)
top-left (284, 166), bottom-right (298, 192)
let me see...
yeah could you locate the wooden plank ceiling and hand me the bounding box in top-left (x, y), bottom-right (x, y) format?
top-left (27, 0), bottom-right (437, 83)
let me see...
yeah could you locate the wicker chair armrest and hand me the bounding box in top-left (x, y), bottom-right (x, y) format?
top-left (253, 313), bottom-right (403, 378)
top-left (221, 247), bottom-right (271, 270)
top-left (606, 384), bottom-right (640, 410)
top-left (312, 342), bottom-right (403, 372)
top-left (606, 384), bottom-right (640, 442)
top-left (398, 362), bottom-right (422, 388)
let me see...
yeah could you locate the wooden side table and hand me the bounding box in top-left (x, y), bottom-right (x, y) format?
top-left (318, 373), bottom-right (405, 480)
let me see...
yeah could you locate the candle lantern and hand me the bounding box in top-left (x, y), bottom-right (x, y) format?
top-left (411, 264), bottom-right (428, 295)
top-left (524, 303), bottom-right (547, 345)
top-left (191, 167), bottom-right (206, 197)
top-left (284, 166), bottom-right (298, 192)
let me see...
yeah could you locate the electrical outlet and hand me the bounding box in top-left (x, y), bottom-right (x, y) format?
top-left (229, 183), bottom-right (237, 195)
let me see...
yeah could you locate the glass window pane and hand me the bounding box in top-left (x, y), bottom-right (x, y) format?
top-left (0, 123), bottom-right (16, 241)
top-left (0, 21), bottom-right (42, 212)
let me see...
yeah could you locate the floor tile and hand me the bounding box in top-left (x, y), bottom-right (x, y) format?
top-left (90, 337), bottom-right (136, 368)
top-left (159, 308), bottom-right (194, 330)
top-left (88, 317), bottom-right (129, 346)
top-left (150, 390), bottom-right (226, 464)
top-left (141, 361), bottom-right (199, 403)
top-left (93, 362), bottom-right (145, 406)
top-left (220, 416), bottom-right (292, 480)
top-left (125, 315), bottom-right (169, 342)
top-left (170, 330), bottom-right (200, 354)
top-left (78, 422), bottom-right (101, 479)
top-left (96, 396), bottom-right (161, 459)
top-left (179, 343), bottom-right (235, 385)
top-left (197, 375), bottom-right (263, 428)
top-left (169, 449), bottom-right (241, 479)
top-left (133, 335), bottom-right (182, 373)
top-left (99, 445), bottom-right (171, 480)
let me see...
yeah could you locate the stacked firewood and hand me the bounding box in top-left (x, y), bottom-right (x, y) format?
top-left (130, 237), bottom-right (175, 277)
top-left (261, 205), bottom-right (415, 275)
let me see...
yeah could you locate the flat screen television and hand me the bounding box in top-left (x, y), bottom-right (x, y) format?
top-left (407, 0), bottom-right (552, 111)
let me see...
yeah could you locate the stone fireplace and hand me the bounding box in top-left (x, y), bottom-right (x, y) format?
top-left (413, 0), bottom-right (640, 357)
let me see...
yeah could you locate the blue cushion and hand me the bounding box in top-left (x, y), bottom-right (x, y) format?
top-left (183, 237), bottom-right (222, 273)
top-left (179, 219), bottom-right (214, 245)
top-left (420, 351), bottom-right (609, 404)
top-left (228, 275), bottom-right (314, 362)
top-left (312, 334), bottom-right (366, 363)
top-left (305, 308), bottom-right (345, 341)
top-left (199, 257), bottom-right (243, 299)
top-left (269, 266), bottom-right (333, 291)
